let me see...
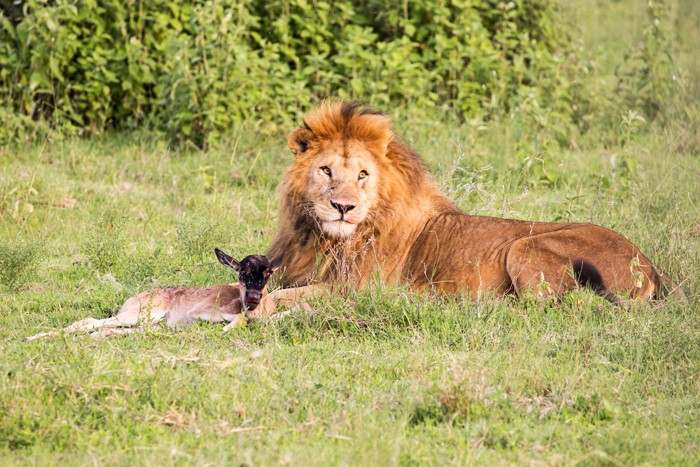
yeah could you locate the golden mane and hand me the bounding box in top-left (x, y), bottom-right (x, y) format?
top-left (303, 100), bottom-right (393, 152)
top-left (268, 100), bottom-right (457, 287)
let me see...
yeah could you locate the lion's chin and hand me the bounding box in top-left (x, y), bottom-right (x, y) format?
top-left (321, 220), bottom-right (357, 238)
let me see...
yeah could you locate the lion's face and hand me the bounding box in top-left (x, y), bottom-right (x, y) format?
top-left (304, 140), bottom-right (379, 238)
top-left (285, 101), bottom-right (393, 241)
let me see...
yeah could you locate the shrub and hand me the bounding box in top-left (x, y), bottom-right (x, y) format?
top-left (615, 0), bottom-right (674, 122)
top-left (0, 0), bottom-right (592, 147)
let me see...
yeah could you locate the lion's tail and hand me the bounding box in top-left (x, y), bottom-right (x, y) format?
top-left (573, 260), bottom-right (686, 304)
top-left (572, 260), bottom-right (624, 305)
top-left (653, 267), bottom-right (687, 302)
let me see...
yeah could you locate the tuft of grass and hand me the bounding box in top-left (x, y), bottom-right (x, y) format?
top-left (0, 238), bottom-right (41, 291)
top-left (175, 213), bottom-right (229, 263)
top-left (79, 213), bottom-right (127, 274)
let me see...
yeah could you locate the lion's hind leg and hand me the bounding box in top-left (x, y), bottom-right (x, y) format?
top-left (571, 260), bottom-right (623, 304)
top-left (505, 240), bottom-right (577, 301)
top-left (506, 236), bottom-right (629, 305)
top-left (504, 239), bottom-right (626, 303)
top-left (653, 267), bottom-right (687, 301)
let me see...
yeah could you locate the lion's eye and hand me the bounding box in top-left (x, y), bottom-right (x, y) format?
top-left (358, 170), bottom-right (368, 180)
top-left (321, 166), bottom-right (332, 176)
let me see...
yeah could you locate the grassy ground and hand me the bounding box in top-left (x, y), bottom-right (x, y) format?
top-left (1, 1), bottom-right (699, 465)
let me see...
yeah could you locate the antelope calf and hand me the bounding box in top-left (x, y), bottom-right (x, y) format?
top-left (24, 248), bottom-right (282, 341)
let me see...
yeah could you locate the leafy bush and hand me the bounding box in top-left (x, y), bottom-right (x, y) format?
top-left (0, 0), bottom-right (593, 147)
top-left (615, 0), bottom-right (673, 123)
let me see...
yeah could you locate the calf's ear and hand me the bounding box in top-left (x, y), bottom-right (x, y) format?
top-left (288, 128), bottom-right (313, 156)
top-left (215, 248), bottom-right (240, 272)
top-left (270, 254), bottom-right (284, 272)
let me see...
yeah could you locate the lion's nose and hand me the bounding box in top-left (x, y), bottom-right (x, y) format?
top-left (330, 201), bottom-right (355, 215)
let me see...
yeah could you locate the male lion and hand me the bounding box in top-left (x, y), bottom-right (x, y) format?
top-left (261, 100), bottom-right (677, 312)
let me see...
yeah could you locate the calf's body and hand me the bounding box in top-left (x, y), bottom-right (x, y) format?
top-left (24, 249), bottom-right (282, 341)
top-left (121, 284), bottom-right (251, 327)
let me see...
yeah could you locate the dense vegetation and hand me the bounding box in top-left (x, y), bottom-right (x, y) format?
top-left (2, 0), bottom-right (690, 148)
top-left (0, 0), bottom-right (698, 464)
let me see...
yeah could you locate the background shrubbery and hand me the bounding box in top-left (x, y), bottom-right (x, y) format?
top-left (0, 0), bottom-right (657, 148)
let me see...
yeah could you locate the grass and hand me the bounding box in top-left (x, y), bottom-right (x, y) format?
top-left (1, 0), bottom-right (699, 464)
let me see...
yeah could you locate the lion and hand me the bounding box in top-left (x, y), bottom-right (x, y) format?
top-left (259, 100), bottom-right (679, 314)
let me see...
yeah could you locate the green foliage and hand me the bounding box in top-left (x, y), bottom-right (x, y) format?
top-left (0, 0), bottom-right (593, 147)
top-left (615, 0), bottom-right (674, 122)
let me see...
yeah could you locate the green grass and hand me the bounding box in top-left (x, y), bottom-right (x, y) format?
top-left (1, 1), bottom-right (700, 464)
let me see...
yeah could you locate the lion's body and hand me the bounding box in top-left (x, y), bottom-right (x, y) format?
top-left (267, 100), bottom-right (674, 302)
top-left (403, 214), bottom-right (661, 300)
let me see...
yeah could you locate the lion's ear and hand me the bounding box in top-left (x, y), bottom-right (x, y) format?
top-left (288, 128), bottom-right (314, 156)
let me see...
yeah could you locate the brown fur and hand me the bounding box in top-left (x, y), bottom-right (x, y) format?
top-left (24, 250), bottom-right (281, 341)
top-left (23, 284), bottom-right (252, 342)
top-left (267, 100), bottom-right (676, 303)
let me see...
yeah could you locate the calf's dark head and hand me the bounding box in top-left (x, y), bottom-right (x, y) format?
top-left (215, 248), bottom-right (283, 315)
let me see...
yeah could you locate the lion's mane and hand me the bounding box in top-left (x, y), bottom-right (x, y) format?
top-left (267, 100), bottom-right (458, 287)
